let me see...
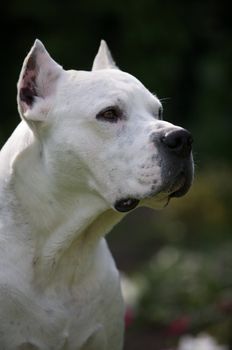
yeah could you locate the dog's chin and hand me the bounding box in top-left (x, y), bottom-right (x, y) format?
top-left (113, 196), bottom-right (168, 212)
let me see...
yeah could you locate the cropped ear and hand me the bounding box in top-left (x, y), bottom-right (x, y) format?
top-left (92, 40), bottom-right (118, 71)
top-left (17, 39), bottom-right (63, 122)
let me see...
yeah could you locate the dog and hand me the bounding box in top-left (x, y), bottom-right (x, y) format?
top-left (0, 40), bottom-right (193, 349)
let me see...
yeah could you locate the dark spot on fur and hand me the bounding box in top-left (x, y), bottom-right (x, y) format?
top-left (33, 257), bottom-right (39, 266)
top-left (151, 185), bottom-right (156, 191)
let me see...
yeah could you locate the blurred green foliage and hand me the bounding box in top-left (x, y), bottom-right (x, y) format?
top-left (0, 1), bottom-right (231, 349)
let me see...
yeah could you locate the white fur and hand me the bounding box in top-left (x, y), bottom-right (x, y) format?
top-left (0, 40), bottom-right (192, 349)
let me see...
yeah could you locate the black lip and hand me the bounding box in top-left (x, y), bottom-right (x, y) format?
top-left (169, 174), bottom-right (192, 198)
top-left (114, 198), bottom-right (140, 212)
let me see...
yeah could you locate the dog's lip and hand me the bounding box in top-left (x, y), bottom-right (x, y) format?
top-left (114, 198), bottom-right (140, 212)
top-left (169, 172), bottom-right (192, 198)
top-left (145, 171), bottom-right (192, 202)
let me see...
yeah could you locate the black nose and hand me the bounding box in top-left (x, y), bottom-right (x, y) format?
top-left (161, 129), bottom-right (193, 157)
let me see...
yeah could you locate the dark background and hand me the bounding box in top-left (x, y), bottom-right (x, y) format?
top-left (1, 1), bottom-right (232, 349)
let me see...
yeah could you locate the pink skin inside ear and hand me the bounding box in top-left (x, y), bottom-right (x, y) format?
top-left (19, 55), bottom-right (38, 113)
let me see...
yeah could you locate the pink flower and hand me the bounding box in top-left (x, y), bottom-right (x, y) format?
top-left (167, 316), bottom-right (191, 335)
top-left (218, 299), bottom-right (232, 314)
top-left (124, 306), bottom-right (135, 328)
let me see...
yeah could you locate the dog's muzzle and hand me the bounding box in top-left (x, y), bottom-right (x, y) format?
top-left (114, 128), bottom-right (193, 213)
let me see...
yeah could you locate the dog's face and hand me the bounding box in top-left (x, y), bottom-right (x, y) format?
top-left (17, 40), bottom-right (193, 212)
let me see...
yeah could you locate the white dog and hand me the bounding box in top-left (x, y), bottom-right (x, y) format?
top-left (0, 40), bottom-right (193, 349)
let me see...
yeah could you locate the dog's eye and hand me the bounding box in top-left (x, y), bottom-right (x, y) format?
top-left (96, 106), bottom-right (122, 123)
top-left (158, 106), bottom-right (163, 120)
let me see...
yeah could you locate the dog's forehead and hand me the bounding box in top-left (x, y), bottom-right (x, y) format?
top-left (90, 69), bottom-right (144, 88)
top-left (68, 68), bottom-right (143, 86)
top-left (65, 69), bottom-right (159, 105)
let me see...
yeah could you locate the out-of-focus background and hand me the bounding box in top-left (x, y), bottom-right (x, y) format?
top-left (1, 1), bottom-right (231, 349)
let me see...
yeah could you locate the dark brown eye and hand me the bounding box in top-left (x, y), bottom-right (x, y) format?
top-left (96, 106), bottom-right (122, 123)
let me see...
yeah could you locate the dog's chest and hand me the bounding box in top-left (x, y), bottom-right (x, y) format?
top-left (0, 292), bottom-right (104, 349)
top-left (0, 234), bottom-right (124, 350)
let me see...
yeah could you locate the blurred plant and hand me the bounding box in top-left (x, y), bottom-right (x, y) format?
top-left (133, 244), bottom-right (232, 335)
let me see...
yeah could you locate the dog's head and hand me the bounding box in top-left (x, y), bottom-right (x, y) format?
top-left (17, 40), bottom-right (193, 212)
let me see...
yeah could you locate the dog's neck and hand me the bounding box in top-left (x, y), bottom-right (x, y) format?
top-left (1, 122), bottom-right (123, 287)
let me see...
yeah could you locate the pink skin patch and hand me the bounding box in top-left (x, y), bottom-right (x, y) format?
top-left (19, 55), bottom-right (38, 112)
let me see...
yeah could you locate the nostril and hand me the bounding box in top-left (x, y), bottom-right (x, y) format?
top-left (161, 134), bottom-right (183, 149)
top-left (161, 129), bottom-right (193, 157)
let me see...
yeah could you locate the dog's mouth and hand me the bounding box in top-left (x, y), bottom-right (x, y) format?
top-left (114, 171), bottom-right (192, 213)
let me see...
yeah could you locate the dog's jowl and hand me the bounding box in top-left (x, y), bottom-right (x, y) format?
top-left (0, 40), bottom-right (193, 349)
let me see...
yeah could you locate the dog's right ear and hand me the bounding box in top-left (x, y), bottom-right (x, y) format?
top-left (92, 40), bottom-right (118, 71)
top-left (17, 39), bottom-right (63, 122)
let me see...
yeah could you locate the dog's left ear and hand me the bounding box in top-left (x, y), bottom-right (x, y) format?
top-left (92, 40), bottom-right (118, 71)
top-left (17, 39), bottom-right (63, 122)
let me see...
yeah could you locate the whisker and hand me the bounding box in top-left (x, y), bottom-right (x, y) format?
top-left (159, 97), bottom-right (172, 103)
